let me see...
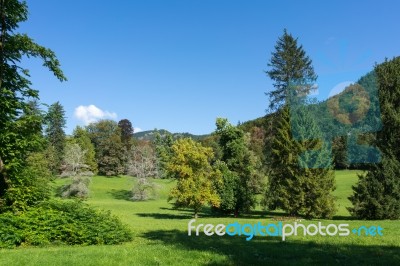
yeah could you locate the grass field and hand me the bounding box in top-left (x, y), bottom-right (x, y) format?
top-left (0, 170), bottom-right (399, 265)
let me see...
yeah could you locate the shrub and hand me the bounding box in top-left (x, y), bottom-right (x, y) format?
top-left (0, 200), bottom-right (132, 248)
top-left (131, 177), bottom-right (158, 201)
top-left (60, 176), bottom-right (91, 199)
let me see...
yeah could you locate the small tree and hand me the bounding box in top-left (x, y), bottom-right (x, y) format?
top-left (153, 131), bottom-right (174, 178)
top-left (131, 178), bottom-right (157, 201)
top-left (128, 145), bottom-right (158, 179)
top-left (128, 144), bottom-right (159, 201)
top-left (60, 175), bottom-right (91, 199)
top-left (62, 143), bottom-right (87, 177)
top-left (215, 118), bottom-right (261, 216)
top-left (72, 126), bottom-right (98, 173)
top-left (167, 138), bottom-right (220, 218)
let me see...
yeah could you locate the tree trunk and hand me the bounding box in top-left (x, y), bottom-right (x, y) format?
top-left (194, 212), bottom-right (198, 219)
top-left (0, 157), bottom-right (8, 200)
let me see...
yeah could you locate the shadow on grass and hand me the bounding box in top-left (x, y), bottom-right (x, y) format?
top-left (142, 229), bottom-right (400, 265)
top-left (332, 215), bottom-right (358, 221)
top-left (108, 189), bottom-right (132, 201)
top-left (136, 213), bottom-right (193, 220)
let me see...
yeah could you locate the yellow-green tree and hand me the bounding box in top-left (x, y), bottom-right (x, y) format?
top-left (167, 138), bottom-right (220, 218)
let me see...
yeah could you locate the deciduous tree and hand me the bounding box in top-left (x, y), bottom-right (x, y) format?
top-left (0, 0), bottom-right (66, 210)
top-left (167, 138), bottom-right (220, 218)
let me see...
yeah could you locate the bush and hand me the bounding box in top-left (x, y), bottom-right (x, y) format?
top-left (0, 200), bottom-right (132, 248)
top-left (60, 176), bottom-right (91, 199)
top-left (2, 164), bottom-right (52, 213)
top-left (131, 177), bottom-right (158, 201)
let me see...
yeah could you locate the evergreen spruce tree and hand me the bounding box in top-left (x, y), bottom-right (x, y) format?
top-left (349, 57), bottom-right (400, 219)
top-left (45, 102), bottom-right (66, 174)
top-left (264, 29), bottom-right (336, 218)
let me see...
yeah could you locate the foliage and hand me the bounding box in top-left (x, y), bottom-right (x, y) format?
top-left (0, 200), bottom-right (132, 248)
top-left (0, 0), bottom-right (66, 209)
top-left (264, 105), bottom-right (336, 219)
top-left (212, 160), bottom-right (237, 214)
top-left (60, 176), bottom-right (91, 199)
top-left (214, 118), bottom-right (261, 215)
top-left (71, 126), bottom-right (98, 173)
top-left (153, 131), bottom-right (174, 178)
top-left (131, 177), bottom-right (158, 201)
top-left (62, 143), bottom-right (87, 176)
top-left (2, 152), bottom-right (52, 213)
top-left (128, 144), bottom-right (158, 179)
top-left (118, 119), bottom-right (134, 150)
top-left (167, 138), bottom-right (220, 218)
top-left (264, 30), bottom-right (336, 218)
top-left (44, 102), bottom-right (66, 174)
top-left (265, 29), bottom-right (317, 111)
top-left (1, 171), bottom-right (399, 265)
top-left (349, 57), bottom-right (400, 219)
top-left (87, 120), bottom-right (125, 176)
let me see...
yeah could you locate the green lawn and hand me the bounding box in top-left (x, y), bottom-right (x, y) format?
top-left (0, 170), bottom-right (399, 265)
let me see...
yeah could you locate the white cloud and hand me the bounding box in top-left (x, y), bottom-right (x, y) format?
top-left (134, 127), bottom-right (142, 133)
top-left (74, 105), bottom-right (117, 125)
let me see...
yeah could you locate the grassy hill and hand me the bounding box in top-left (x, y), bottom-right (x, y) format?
top-left (1, 170), bottom-right (399, 265)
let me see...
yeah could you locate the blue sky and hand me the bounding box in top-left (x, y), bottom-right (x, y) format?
top-left (21, 0), bottom-right (400, 135)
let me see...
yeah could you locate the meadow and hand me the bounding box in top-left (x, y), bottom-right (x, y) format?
top-left (0, 170), bottom-right (399, 265)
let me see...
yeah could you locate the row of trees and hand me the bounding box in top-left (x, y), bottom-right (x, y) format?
top-left (1, 0), bottom-right (397, 222)
top-left (165, 30), bottom-right (400, 220)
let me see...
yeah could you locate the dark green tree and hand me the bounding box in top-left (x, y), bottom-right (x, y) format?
top-left (215, 118), bottom-right (261, 216)
top-left (153, 130), bottom-right (174, 178)
top-left (349, 57), bottom-right (400, 219)
top-left (118, 119), bottom-right (134, 150)
top-left (212, 160), bottom-right (237, 214)
top-left (265, 105), bottom-right (336, 218)
top-left (118, 119), bottom-right (134, 174)
top-left (264, 30), bottom-right (335, 218)
top-left (0, 0), bottom-right (66, 210)
top-left (265, 29), bottom-right (317, 111)
top-left (87, 120), bottom-right (124, 176)
top-left (45, 101), bottom-right (66, 174)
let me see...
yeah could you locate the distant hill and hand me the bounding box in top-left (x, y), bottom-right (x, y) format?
top-left (133, 129), bottom-right (209, 141)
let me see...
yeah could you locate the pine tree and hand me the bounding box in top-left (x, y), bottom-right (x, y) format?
top-left (266, 29), bottom-right (317, 111)
top-left (45, 102), bottom-right (66, 174)
top-left (264, 30), bottom-right (336, 218)
top-left (349, 57), bottom-right (400, 219)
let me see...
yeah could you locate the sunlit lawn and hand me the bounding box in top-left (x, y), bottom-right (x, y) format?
top-left (0, 170), bottom-right (399, 265)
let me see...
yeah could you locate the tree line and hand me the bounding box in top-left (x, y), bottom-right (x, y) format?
top-left (0, 0), bottom-right (399, 223)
